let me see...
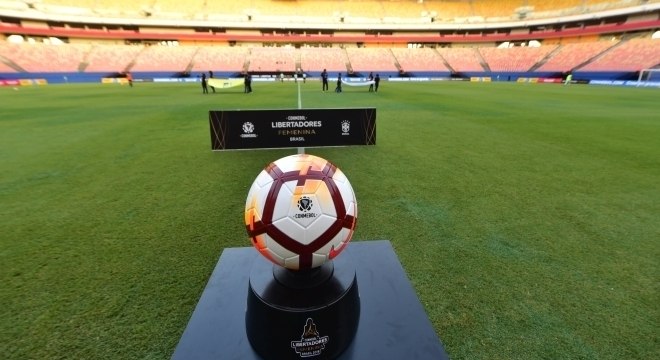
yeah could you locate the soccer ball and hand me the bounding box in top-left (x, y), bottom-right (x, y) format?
top-left (244, 154), bottom-right (357, 270)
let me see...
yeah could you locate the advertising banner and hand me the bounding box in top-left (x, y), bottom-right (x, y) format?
top-left (0, 79), bottom-right (20, 86)
top-left (209, 108), bottom-right (376, 150)
top-left (341, 79), bottom-right (375, 86)
top-left (207, 78), bottom-right (244, 89)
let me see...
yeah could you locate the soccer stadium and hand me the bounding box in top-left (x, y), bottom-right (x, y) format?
top-left (1, 1), bottom-right (659, 359)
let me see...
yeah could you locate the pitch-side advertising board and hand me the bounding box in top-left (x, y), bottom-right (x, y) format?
top-left (209, 108), bottom-right (376, 150)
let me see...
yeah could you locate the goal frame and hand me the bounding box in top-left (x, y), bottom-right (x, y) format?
top-left (636, 68), bottom-right (660, 87)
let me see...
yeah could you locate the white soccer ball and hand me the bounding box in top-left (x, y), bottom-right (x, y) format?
top-left (244, 154), bottom-right (357, 270)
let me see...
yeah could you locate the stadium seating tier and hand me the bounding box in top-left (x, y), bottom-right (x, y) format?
top-left (27, 0), bottom-right (656, 22)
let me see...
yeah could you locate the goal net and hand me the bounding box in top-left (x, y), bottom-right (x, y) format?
top-left (636, 68), bottom-right (660, 87)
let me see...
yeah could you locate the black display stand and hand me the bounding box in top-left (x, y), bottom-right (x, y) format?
top-left (246, 258), bottom-right (360, 359)
top-left (172, 240), bottom-right (449, 360)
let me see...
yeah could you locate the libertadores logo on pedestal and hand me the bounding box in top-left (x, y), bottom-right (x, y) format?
top-left (290, 318), bottom-right (329, 358)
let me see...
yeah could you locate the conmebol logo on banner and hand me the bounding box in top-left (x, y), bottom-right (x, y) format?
top-left (241, 122), bottom-right (257, 138)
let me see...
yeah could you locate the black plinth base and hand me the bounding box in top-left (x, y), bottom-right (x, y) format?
top-left (246, 258), bottom-right (360, 360)
top-left (172, 240), bottom-right (449, 360)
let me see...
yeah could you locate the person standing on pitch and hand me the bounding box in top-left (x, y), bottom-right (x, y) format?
top-left (564, 72), bottom-right (573, 85)
top-left (244, 73), bottom-right (253, 93)
top-left (209, 70), bottom-right (216, 93)
top-left (126, 72), bottom-right (133, 87)
top-left (368, 72), bottom-right (374, 92)
top-left (335, 73), bottom-right (343, 93)
top-left (201, 73), bottom-right (208, 94)
top-left (321, 69), bottom-right (329, 92)
top-left (375, 74), bottom-right (380, 92)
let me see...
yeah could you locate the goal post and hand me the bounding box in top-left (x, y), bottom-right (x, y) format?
top-left (637, 68), bottom-right (660, 87)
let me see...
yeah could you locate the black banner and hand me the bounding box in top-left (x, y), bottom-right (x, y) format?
top-left (209, 108), bottom-right (376, 150)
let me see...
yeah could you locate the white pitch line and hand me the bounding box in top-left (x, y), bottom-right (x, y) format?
top-left (297, 80), bottom-right (305, 154)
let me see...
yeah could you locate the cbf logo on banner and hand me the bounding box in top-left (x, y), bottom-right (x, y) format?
top-left (209, 108), bottom-right (376, 150)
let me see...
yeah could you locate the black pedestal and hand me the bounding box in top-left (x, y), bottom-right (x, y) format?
top-left (246, 258), bottom-right (360, 360)
top-left (172, 240), bottom-right (449, 360)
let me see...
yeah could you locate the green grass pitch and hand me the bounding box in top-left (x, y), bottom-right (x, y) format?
top-left (1, 80), bottom-right (658, 359)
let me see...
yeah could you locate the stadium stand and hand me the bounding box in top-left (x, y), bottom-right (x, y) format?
top-left (381, 1), bottom-right (426, 19)
top-left (535, 41), bottom-right (619, 72)
top-left (345, 47), bottom-right (399, 73)
top-left (31, 1), bottom-right (94, 17)
top-left (6, 0), bottom-right (658, 23)
top-left (0, 41), bottom-right (19, 72)
top-left (202, 0), bottom-right (247, 16)
top-left (436, 47), bottom-right (485, 72)
top-left (0, 0), bottom-right (29, 12)
top-left (149, 0), bottom-right (204, 19)
top-left (478, 45), bottom-right (559, 72)
top-left (0, 57), bottom-right (17, 72)
top-left (390, 47), bottom-right (451, 73)
top-left (526, 0), bottom-right (583, 13)
top-left (422, 1), bottom-right (473, 21)
top-left (130, 45), bottom-right (197, 72)
top-left (526, 0), bottom-right (660, 16)
top-left (84, 44), bottom-right (143, 73)
top-left (583, 0), bottom-right (660, 11)
top-left (299, 47), bottom-right (348, 73)
top-left (191, 46), bottom-right (248, 74)
top-left (341, 1), bottom-right (386, 20)
top-left (1, 0), bottom-right (658, 83)
top-left (250, 0), bottom-right (303, 16)
top-left (470, 0), bottom-right (519, 18)
top-left (41, 0), bottom-right (98, 6)
top-left (41, 0), bottom-right (646, 21)
top-left (247, 46), bottom-right (298, 72)
top-left (578, 37), bottom-right (660, 71)
top-left (0, 42), bottom-right (89, 72)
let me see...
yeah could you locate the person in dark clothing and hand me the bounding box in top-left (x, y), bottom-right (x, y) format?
top-left (335, 73), bottom-right (342, 93)
top-left (375, 74), bottom-right (380, 92)
top-left (244, 73), bottom-right (253, 93)
top-left (209, 71), bottom-right (216, 93)
top-left (321, 69), bottom-right (329, 92)
top-left (368, 72), bottom-right (374, 92)
top-left (201, 73), bottom-right (208, 94)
